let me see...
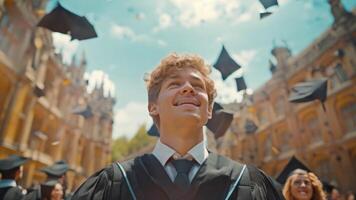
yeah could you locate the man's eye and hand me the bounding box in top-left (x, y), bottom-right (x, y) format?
top-left (168, 82), bottom-right (180, 87)
top-left (193, 84), bottom-right (204, 89)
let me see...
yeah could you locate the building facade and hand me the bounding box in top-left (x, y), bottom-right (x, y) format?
top-left (0, 0), bottom-right (115, 192)
top-left (217, 0), bottom-right (356, 193)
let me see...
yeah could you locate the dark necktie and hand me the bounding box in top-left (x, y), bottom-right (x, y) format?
top-left (171, 159), bottom-right (195, 192)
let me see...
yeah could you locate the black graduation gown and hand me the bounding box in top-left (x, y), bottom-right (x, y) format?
top-left (0, 186), bottom-right (24, 200)
top-left (71, 153), bottom-right (284, 200)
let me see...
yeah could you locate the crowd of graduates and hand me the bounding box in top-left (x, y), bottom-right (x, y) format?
top-left (1, 154), bottom-right (355, 200)
top-left (0, 155), bottom-right (72, 200)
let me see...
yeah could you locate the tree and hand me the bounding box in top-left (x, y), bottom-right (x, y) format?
top-left (112, 123), bottom-right (156, 161)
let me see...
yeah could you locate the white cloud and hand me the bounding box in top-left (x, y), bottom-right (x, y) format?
top-left (235, 2), bottom-right (261, 23)
top-left (232, 49), bottom-right (257, 69)
top-left (113, 102), bottom-right (152, 138)
top-left (157, 39), bottom-right (167, 47)
top-left (162, 0), bottom-right (267, 27)
top-left (153, 13), bottom-right (172, 32)
top-left (52, 32), bottom-right (79, 64)
top-left (110, 23), bottom-right (166, 46)
top-left (216, 36), bottom-right (224, 43)
top-left (111, 24), bottom-right (136, 40)
top-left (85, 70), bottom-right (116, 97)
top-left (170, 0), bottom-right (220, 27)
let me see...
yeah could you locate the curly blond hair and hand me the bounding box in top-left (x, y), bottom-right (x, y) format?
top-left (145, 53), bottom-right (217, 126)
top-left (283, 170), bottom-right (326, 200)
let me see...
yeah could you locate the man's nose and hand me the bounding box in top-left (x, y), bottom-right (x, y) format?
top-left (180, 82), bottom-right (195, 94)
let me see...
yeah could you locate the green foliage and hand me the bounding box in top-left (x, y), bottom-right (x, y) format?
top-left (112, 124), bottom-right (156, 161)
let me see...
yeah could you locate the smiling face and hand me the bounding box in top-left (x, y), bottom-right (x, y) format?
top-left (51, 183), bottom-right (63, 200)
top-left (290, 174), bottom-right (313, 200)
top-left (149, 68), bottom-right (212, 130)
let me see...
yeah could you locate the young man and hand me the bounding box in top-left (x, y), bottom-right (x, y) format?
top-left (71, 53), bottom-right (284, 200)
top-left (0, 155), bottom-right (28, 200)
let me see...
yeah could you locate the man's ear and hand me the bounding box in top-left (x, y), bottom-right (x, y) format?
top-left (207, 104), bottom-right (213, 119)
top-left (148, 103), bottom-right (158, 116)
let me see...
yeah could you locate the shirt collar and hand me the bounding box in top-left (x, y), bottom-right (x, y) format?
top-left (152, 139), bottom-right (209, 166)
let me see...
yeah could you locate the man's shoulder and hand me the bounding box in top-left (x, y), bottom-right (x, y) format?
top-left (212, 154), bottom-right (284, 199)
top-left (103, 154), bottom-right (147, 180)
top-left (210, 152), bottom-right (244, 168)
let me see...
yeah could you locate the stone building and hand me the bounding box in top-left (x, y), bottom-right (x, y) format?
top-left (0, 0), bottom-right (115, 192)
top-left (217, 0), bottom-right (356, 192)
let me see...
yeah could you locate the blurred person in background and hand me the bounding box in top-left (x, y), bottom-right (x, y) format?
top-left (39, 180), bottom-right (63, 200)
top-left (330, 187), bottom-right (342, 200)
top-left (346, 191), bottom-right (355, 200)
top-left (0, 155), bottom-right (28, 200)
top-left (283, 169), bottom-right (326, 200)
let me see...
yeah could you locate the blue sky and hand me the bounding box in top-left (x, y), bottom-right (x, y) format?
top-left (48, 0), bottom-right (356, 138)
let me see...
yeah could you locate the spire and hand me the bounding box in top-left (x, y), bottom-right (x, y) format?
top-left (71, 54), bottom-right (77, 66)
top-left (80, 51), bottom-right (87, 67)
top-left (328, 0), bottom-right (351, 24)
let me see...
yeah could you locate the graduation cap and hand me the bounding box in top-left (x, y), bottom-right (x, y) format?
top-left (206, 102), bottom-right (234, 138)
top-left (260, 11), bottom-right (273, 19)
top-left (38, 3), bottom-right (97, 40)
top-left (147, 124), bottom-right (160, 137)
top-left (40, 160), bottom-right (71, 178)
top-left (72, 105), bottom-right (93, 118)
top-left (213, 46), bottom-right (241, 80)
top-left (259, 0), bottom-right (279, 9)
top-left (288, 78), bottom-right (328, 111)
top-left (276, 156), bottom-right (311, 185)
top-left (0, 155), bottom-right (28, 171)
top-left (321, 181), bottom-right (335, 193)
top-left (245, 119), bottom-right (258, 134)
top-left (235, 77), bottom-right (247, 92)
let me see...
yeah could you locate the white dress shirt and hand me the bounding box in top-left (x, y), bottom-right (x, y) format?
top-left (152, 139), bottom-right (209, 183)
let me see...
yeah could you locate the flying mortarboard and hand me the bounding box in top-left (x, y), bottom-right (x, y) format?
top-left (72, 105), bottom-right (93, 118)
top-left (0, 155), bottom-right (28, 171)
top-left (260, 11), bottom-right (273, 19)
top-left (37, 3), bottom-right (97, 40)
top-left (321, 181), bottom-right (335, 193)
top-left (288, 78), bottom-right (328, 111)
top-left (147, 124), bottom-right (160, 137)
top-left (213, 45), bottom-right (241, 80)
top-left (40, 160), bottom-right (72, 178)
top-left (259, 0), bottom-right (279, 9)
top-left (276, 156), bottom-right (311, 185)
top-left (206, 102), bottom-right (234, 138)
top-left (235, 76), bottom-right (247, 92)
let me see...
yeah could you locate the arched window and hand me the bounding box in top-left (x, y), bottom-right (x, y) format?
top-left (264, 135), bottom-right (272, 157)
top-left (274, 97), bottom-right (285, 117)
top-left (257, 108), bottom-right (269, 125)
top-left (340, 102), bottom-right (356, 133)
top-left (305, 116), bottom-right (322, 143)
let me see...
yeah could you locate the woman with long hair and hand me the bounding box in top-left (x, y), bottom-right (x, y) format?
top-left (283, 169), bottom-right (326, 200)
